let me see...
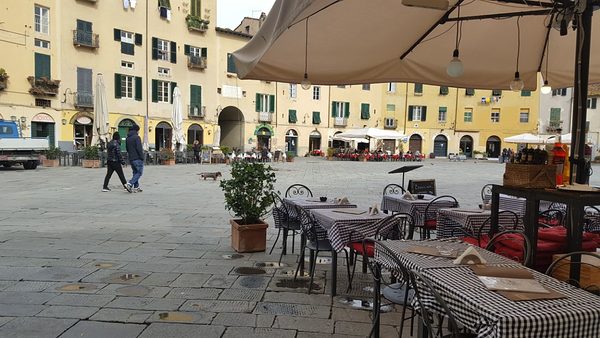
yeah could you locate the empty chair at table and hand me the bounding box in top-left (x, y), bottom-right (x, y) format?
top-left (269, 193), bottom-right (301, 263)
top-left (383, 183), bottom-right (405, 196)
top-left (546, 251), bottom-right (600, 295)
top-left (459, 210), bottom-right (520, 247)
top-left (481, 184), bottom-right (493, 204)
top-left (418, 195), bottom-right (459, 239)
top-left (484, 230), bottom-right (532, 266)
top-left (537, 209), bottom-right (565, 228)
top-left (285, 184), bottom-right (313, 198)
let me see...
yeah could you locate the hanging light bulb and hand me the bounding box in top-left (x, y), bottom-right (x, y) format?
top-left (446, 49), bottom-right (464, 78)
top-left (541, 79), bottom-right (552, 94)
top-left (301, 73), bottom-right (311, 90)
top-left (510, 71), bottom-right (524, 91)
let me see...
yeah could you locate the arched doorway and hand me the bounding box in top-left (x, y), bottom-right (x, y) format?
top-left (73, 114), bottom-right (93, 149)
top-left (31, 113), bottom-right (55, 147)
top-left (285, 129), bottom-right (298, 155)
top-left (332, 131), bottom-right (345, 148)
top-left (309, 130), bottom-right (321, 151)
top-left (408, 134), bottom-right (422, 153)
top-left (155, 121), bottom-right (172, 151)
top-left (460, 135), bottom-right (474, 157)
top-left (118, 119), bottom-right (136, 151)
top-left (218, 106), bottom-right (244, 150)
top-left (188, 124), bottom-right (203, 145)
top-left (256, 126), bottom-right (272, 150)
top-left (486, 135), bottom-right (502, 158)
top-left (433, 134), bottom-right (448, 157)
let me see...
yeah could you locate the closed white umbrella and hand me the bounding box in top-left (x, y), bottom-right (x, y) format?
top-left (213, 125), bottom-right (221, 147)
top-left (92, 73), bottom-right (109, 146)
top-left (547, 133), bottom-right (572, 144)
top-left (171, 86), bottom-right (185, 151)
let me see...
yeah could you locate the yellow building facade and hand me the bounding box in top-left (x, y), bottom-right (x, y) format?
top-left (0, 2), bottom-right (539, 157)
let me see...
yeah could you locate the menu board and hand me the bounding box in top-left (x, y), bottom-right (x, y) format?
top-left (408, 179), bottom-right (436, 195)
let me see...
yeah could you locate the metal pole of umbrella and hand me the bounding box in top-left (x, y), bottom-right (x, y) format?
top-left (570, 0), bottom-right (593, 184)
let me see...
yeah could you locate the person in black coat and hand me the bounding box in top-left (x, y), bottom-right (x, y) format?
top-left (103, 132), bottom-right (131, 192)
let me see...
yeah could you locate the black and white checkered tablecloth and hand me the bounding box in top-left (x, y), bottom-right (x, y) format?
top-left (497, 196), bottom-right (558, 216)
top-left (283, 197), bottom-right (357, 210)
top-left (373, 239), bottom-right (600, 338)
top-left (311, 208), bottom-right (386, 252)
top-left (422, 267), bottom-right (600, 338)
top-left (436, 208), bottom-right (523, 238)
top-left (380, 194), bottom-right (454, 225)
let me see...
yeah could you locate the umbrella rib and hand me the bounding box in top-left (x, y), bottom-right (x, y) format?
top-left (400, 0), bottom-right (465, 60)
top-left (445, 9), bottom-right (552, 22)
top-left (287, 0), bottom-right (344, 29)
top-left (494, 0), bottom-right (557, 8)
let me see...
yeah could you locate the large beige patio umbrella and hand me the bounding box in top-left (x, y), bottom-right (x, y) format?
top-left (233, 0), bottom-right (599, 183)
top-left (91, 73), bottom-right (109, 147)
top-left (171, 86), bottom-right (186, 152)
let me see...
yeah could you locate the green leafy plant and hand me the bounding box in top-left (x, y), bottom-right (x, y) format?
top-left (201, 145), bottom-right (211, 151)
top-left (326, 147), bottom-right (335, 157)
top-left (44, 145), bottom-right (61, 160)
top-left (185, 14), bottom-right (209, 31)
top-left (220, 146), bottom-right (232, 155)
top-left (0, 68), bottom-right (8, 81)
top-left (220, 161), bottom-right (276, 225)
top-left (83, 145), bottom-right (99, 160)
top-left (286, 151), bottom-right (296, 159)
top-left (186, 144), bottom-right (194, 151)
top-left (159, 148), bottom-right (175, 160)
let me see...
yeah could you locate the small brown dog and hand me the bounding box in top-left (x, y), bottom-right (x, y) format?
top-left (199, 172), bottom-right (222, 180)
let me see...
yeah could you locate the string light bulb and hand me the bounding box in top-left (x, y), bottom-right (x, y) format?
top-left (510, 71), bottom-right (524, 91)
top-left (446, 49), bottom-right (464, 77)
top-left (301, 73), bottom-right (311, 90)
top-left (541, 79), bottom-right (552, 94)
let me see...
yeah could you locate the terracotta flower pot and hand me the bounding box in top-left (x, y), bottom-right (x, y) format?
top-left (43, 159), bottom-right (59, 167)
top-left (82, 159), bottom-right (100, 168)
top-left (161, 159), bottom-right (175, 165)
top-left (230, 219), bottom-right (268, 253)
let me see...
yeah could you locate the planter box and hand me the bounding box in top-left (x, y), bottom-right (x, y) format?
top-left (43, 159), bottom-right (59, 167)
top-left (286, 157), bottom-right (294, 162)
top-left (82, 159), bottom-right (100, 168)
top-left (503, 163), bottom-right (556, 189)
top-left (161, 159), bottom-right (175, 165)
top-left (230, 219), bottom-right (268, 253)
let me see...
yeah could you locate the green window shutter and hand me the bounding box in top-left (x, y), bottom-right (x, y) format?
top-left (439, 86), bottom-right (449, 95)
top-left (550, 108), bottom-right (561, 121)
top-left (170, 41), bottom-right (177, 63)
top-left (521, 90), bottom-right (531, 97)
top-left (344, 102), bottom-right (350, 118)
top-left (269, 95), bottom-right (275, 113)
top-left (288, 109), bottom-right (297, 123)
top-left (151, 37), bottom-right (158, 60)
top-left (465, 88), bottom-right (475, 96)
top-left (184, 44), bottom-right (190, 55)
top-left (190, 84), bottom-right (201, 108)
top-left (255, 93), bottom-right (261, 112)
top-left (134, 33), bottom-right (142, 46)
top-left (421, 106), bottom-right (427, 121)
top-left (152, 79), bottom-right (158, 102)
top-left (170, 82), bottom-right (177, 103)
top-left (201, 48), bottom-right (207, 58)
top-left (331, 102), bottom-right (338, 117)
top-left (134, 76), bottom-right (142, 101)
top-left (114, 73), bottom-right (122, 98)
top-left (121, 42), bottom-right (134, 55)
top-left (408, 106), bottom-right (414, 121)
top-left (492, 89), bottom-right (502, 96)
top-left (313, 111), bottom-right (321, 124)
top-left (227, 53), bottom-right (237, 73)
top-left (113, 28), bottom-right (121, 41)
top-left (35, 53), bottom-right (51, 79)
top-left (439, 106), bottom-right (447, 112)
top-left (592, 98), bottom-right (597, 109)
top-left (360, 103), bottom-right (370, 119)
top-left (414, 83), bottom-right (423, 93)
top-left (191, 0), bottom-right (197, 17)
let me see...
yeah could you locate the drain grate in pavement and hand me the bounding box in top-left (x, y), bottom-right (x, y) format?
top-left (233, 267), bottom-right (266, 275)
top-left (222, 254), bottom-right (244, 259)
top-left (120, 273), bottom-right (140, 281)
top-left (275, 278), bottom-right (321, 290)
top-left (255, 262), bottom-right (287, 268)
top-left (57, 284), bottom-right (97, 292)
top-left (158, 312), bottom-right (194, 322)
top-left (255, 302), bottom-right (328, 317)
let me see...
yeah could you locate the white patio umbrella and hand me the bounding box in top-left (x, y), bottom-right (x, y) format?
top-left (503, 133), bottom-right (547, 145)
top-left (171, 86), bottom-right (185, 151)
top-left (547, 133), bottom-right (572, 144)
top-left (91, 73), bottom-right (109, 146)
top-left (335, 128), bottom-right (405, 140)
top-left (213, 125), bottom-right (221, 147)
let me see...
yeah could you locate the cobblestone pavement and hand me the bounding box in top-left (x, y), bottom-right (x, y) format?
top-left (1, 158), bottom-right (598, 337)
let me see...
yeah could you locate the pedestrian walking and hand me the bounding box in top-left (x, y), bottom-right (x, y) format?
top-left (125, 124), bottom-right (144, 193)
top-left (192, 139), bottom-right (200, 163)
top-left (102, 132), bottom-right (131, 192)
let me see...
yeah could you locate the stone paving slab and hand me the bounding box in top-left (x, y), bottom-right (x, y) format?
top-left (273, 315), bottom-right (334, 334)
top-left (222, 327), bottom-right (297, 338)
top-left (263, 291), bottom-right (332, 306)
top-left (218, 288), bottom-right (264, 302)
top-left (89, 308), bottom-right (153, 323)
top-left (36, 305), bottom-right (99, 319)
top-left (137, 322), bottom-right (225, 338)
top-left (253, 302), bottom-right (331, 319)
top-left (0, 291), bottom-right (59, 305)
top-left (0, 317), bottom-right (77, 338)
top-left (97, 284), bottom-right (170, 298)
top-left (0, 304), bottom-right (46, 316)
top-left (105, 296), bottom-right (185, 311)
top-left (232, 276), bottom-right (272, 290)
top-left (171, 263), bottom-right (233, 275)
top-left (165, 287), bottom-right (221, 300)
top-left (147, 310), bottom-right (214, 324)
top-left (121, 262), bottom-right (179, 273)
top-left (203, 274), bottom-right (238, 288)
top-left (3, 281), bottom-right (57, 292)
top-left (46, 293), bottom-right (115, 307)
top-left (58, 320), bottom-right (146, 338)
top-left (0, 317), bottom-right (15, 327)
top-left (139, 272), bottom-right (181, 286)
top-left (180, 299), bottom-right (256, 313)
top-left (169, 273), bottom-right (211, 287)
top-left (51, 282), bottom-right (103, 294)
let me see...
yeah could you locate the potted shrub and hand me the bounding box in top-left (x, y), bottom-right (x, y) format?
top-left (43, 145), bottom-right (61, 167)
top-left (82, 145), bottom-right (100, 168)
top-left (220, 161), bottom-right (276, 252)
top-left (473, 150), bottom-right (485, 159)
top-left (326, 147), bottom-right (335, 160)
top-left (159, 148), bottom-right (175, 165)
top-left (0, 68), bottom-right (9, 90)
top-left (285, 151), bottom-right (295, 162)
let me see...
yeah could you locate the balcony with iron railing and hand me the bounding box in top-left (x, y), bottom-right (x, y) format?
top-left (188, 104), bottom-right (205, 119)
top-left (334, 117), bottom-right (348, 127)
top-left (258, 112), bottom-right (272, 123)
top-left (187, 55), bottom-right (207, 70)
top-left (546, 120), bottom-right (563, 133)
top-left (75, 92), bottom-right (94, 108)
top-left (73, 30), bottom-right (99, 48)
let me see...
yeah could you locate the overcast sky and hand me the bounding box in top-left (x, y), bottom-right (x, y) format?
top-left (217, 0), bottom-right (276, 29)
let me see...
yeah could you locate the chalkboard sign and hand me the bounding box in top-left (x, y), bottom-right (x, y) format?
top-left (408, 179), bottom-right (436, 195)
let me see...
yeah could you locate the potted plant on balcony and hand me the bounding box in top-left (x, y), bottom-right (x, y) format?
top-left (27, 76), bottom-right (61, 96)
top-left (220, 161), bottom-right (275, 252)
top-left (0, 68), bottom-right (9, 90)
top-left (43, 145), bottom-right (61, 167)
top-left (159, 148), bottom-right (175, 165)
top-left (82, 145), bottom-right (100, 168)
top-left (185, 14), bottom-right (209, 32)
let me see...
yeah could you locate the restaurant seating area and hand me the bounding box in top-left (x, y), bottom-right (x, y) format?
top-left (270, 182), bottom-right (600, 337)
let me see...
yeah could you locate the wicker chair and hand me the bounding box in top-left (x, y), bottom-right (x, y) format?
top-left (545, 251), bottom-right (600, 295)
top-left (285, 184), bottom-right (313, 198)
top-left (269, 193), bottom-right (301, 263)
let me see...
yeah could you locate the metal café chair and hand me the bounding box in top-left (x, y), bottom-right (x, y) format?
top-left (481, 184), bottom-right (493, 204)
top-left (269, 193), bottom-right (301, 263)
top-left (383, 183), bottom-right (406, 196)
top-left (285, 184), bottom-right (313, 198)
top-left (419, 195), bottom-right (459, 239)
top-left (545, 251), bottom-right (600, 295)
top-left (484, 230), bottom-right (532, 266)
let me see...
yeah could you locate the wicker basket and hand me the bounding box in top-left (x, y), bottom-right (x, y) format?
top-left (503, 164), bottom-right (556, 189)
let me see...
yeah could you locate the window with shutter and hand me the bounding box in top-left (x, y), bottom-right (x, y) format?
top-left (269, 95), bottom-right (275, 113)
top-left (386, 104), bottom-right (396, 111)
top-left (521, 90), bottom-right (531, 97)
top-left (414, 83), bottom-right (423, 94)
top-left (255, 93), bottom-right (262, 112)
top-left (227, 53), bottom-right (237, 73)
top-left (520, 109), bottom-right (529, 123)
top-left (151, 37), bottom-right (158, 59)
top-left (331, 101), bottom-right (338, 117)
top-left (114, 73), bottom-right (122, 98)
top-left (465, 88), bottom-right (475, 96)
top-left (343, 102), bottom-right (350, 118)
top-left (313, 86), bottom-right (320, 100)
top-left (360, 103), bottom-right (370, 119)
top-left (408, 106), bottom-right (414, 121)
top-left (77, 67), bottom-right (93, 106)
top-left (135, 33), bottom-right (143, 46)
top-left (170, 41), bottom-right (177, 63)
top-left (438, 106), bottom-right (447, 122)
top-left (288, 109), bottom-right (297, 123)
top-left (34, 53), bottom-right (51, 79)
top-left (439, 86), bottom-right (449, 95)
top-left (550, 108), bottom-right (561, 121)
top-left (135, 77), bottom-right (142, 101)
top-left (152, 79), bottom-right (158, 102)
top-left (190, 85), bottom-right (202, 115)
top-left (464, 110), bottom-right (473, 122)
top-left (312, 111), bottom-right (321, 124)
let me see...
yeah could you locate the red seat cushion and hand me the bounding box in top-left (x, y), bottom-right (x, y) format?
top-left (424, 219), bottom-right (437, 229)
top-left (350, 241), bottom-right (374, 257)
top-left (462, 235), bottom-right (489, 248)
top-left (538, 217), bottom-right (562, 226)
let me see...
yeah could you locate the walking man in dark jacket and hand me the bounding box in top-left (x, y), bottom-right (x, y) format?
top-left (125, 124), bottom-right (144, 193)
top-left (103, 132), bottom-right (131, 192)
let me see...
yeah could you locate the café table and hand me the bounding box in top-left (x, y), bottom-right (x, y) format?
top-left (372, 239), bottom-right (600, 338)
top-left (283, 197), bottom-right (357, 212)
top-left (381, 194), bottom-right (456, 238)
top-left (436, 208), bottom-right (522, 238)
top-left (310, 208), bottom-right (386, 296)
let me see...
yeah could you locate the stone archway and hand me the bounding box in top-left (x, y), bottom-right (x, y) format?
top-left (408, 134), bottom-right (422, 153)
top-left (72, 113), bottom-right (93, 149)
top-left (155, 121), bottom-right (172, 151)
top-left (218, 106), bottom-right (244, 150)
top-left (433, 134), bottom-right (448, 157)
top-left (486, 135), bottom-right (502, 158)
top-left (460, 135), bottom-right (474, 158)
top-left (309, 130), bottom-right (321, 151)
top-left (188, 124), bottom-right (203, 145)
top-left (285, 129), bottom-right (298, 155)
top-left (31, 113), bottom-right (56, 147)
top-left (118, 119), bottom-right (136, 151)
